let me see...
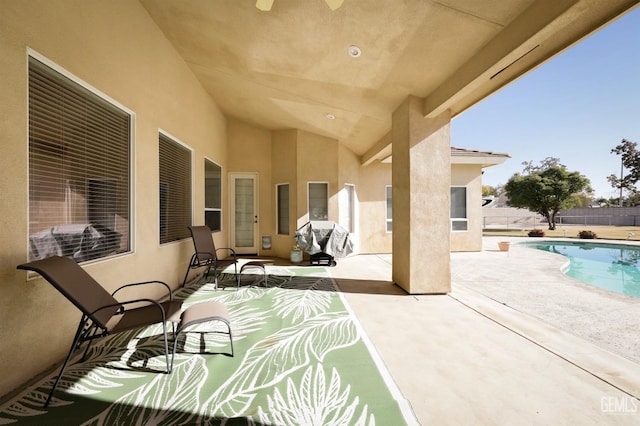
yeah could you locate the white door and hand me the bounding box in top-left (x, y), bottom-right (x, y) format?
top-left (230, 173), bottom-right (259, 254)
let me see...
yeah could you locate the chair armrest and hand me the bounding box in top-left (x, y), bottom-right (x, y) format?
top-left (194, 251), bottom-right (215, 261)
top-left (215, 247), bottom-right (237, 259)
top-left (112, 280), bottom-right (173, 301)
top-left (91, 298), bottom-right (167, 320)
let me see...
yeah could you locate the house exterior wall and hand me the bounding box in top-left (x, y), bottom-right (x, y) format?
top-left (296, 131), bottom-right (340, 229)
top-left (272, 130), bottom-right (299, 257)
top-left (451, 164), bottom-right (484, 252)
top-left (0, 0), bottom-right (491, 399)
top-left (227, 118), bottom-right (274, 256)
top-left (358, 162), bottom-right (393, 253)
top-left (0, 0), bottom-right (228, 398)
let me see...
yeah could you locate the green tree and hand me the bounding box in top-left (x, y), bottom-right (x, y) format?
top-left (505, 159), bottom-right (591, 230)
top-left (608, 139), bottom-right (640, 203)
top-left (482, 185), bottom-right (497, 196)
top-left (569, 192), bottom-right (594, 208)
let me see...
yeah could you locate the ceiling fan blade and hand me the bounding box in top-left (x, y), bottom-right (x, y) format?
top-left (325, 0), bottom-right (344, 10)
top-left (256, 0), bottom-right (274, 11)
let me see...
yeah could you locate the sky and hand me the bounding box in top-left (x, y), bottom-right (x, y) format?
top-left (451, 6), bottom-right (640, 199)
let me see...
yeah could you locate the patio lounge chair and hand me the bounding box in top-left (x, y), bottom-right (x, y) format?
top-left (17, 255), bottom-right (184, 407)
top-left (182, 225), bottom-right (239, 289)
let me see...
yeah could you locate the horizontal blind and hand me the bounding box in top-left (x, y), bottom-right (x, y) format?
top-left (277, 183), bottom-right (290, 235)
top-left (450, 187), bottom-right (467, 218)
top-left (159, 134), bottom-right (192, 243)
top-left (28, 56), bottom-right (131, 262)
top-left (308, 182), bottom-right (328, 220)
top-left (204, 159), bottom-right (222, 232)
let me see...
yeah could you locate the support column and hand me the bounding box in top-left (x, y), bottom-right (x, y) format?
top-left (392, 96), bottom-right (451, 294)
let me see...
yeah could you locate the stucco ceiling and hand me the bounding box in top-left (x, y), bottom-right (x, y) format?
top-left (139, 0), bottom-right (638, 160)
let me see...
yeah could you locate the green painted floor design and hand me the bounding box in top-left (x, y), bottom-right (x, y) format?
top-left (0, 265), bottom-right (414, 425)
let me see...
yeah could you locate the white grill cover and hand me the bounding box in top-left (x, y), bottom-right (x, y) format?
top-left (294, 221), bottom-right (353, 258)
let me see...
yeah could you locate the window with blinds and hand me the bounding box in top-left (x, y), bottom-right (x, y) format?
top-left (204, 159), bottom-right (222, 232)
top-left (276, 183), bottom-right (290, 235)
top-left (159, 133), bottom-right (192, 244)
top-left (308, 182), bottom-right (328, 221)
top-left (28, 55), bottom-right (131, 263)
top-left (451, 186), bottom-right (468, 231)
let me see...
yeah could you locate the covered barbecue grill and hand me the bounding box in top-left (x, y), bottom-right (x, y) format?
top-left (29, 224), bottom-right (122, 262)
top-left (294, 221), bottom-right (353, 266)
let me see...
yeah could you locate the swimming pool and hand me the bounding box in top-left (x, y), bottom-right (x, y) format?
top-left (520, 241), bottom-right (640, 298)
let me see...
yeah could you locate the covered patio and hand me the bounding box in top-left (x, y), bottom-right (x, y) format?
top-left (2, 241), bottom-right (639, 423)
top-left (2, 0), bottom-right (640, 422)
top-left (336, 240), bottom-right (640, 423)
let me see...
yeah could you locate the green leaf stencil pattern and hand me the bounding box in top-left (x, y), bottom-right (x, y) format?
top-left (0, 267), bottom-right (413, 425)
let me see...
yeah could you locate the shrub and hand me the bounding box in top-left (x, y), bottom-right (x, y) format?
top-left (578, 230), bottom-right (597, 239)
top-left (528, 229), bottom-right (545, 237)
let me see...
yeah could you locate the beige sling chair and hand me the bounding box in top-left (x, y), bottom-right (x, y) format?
top-left (182, 225), bottom-right (240, 289)
top-left (17, 255), bottom-right (232, 408)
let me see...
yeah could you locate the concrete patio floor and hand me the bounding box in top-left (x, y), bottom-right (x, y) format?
top-left (330, 237), bottom-right (640, 425)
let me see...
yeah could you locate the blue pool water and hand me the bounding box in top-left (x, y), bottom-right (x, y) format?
top-left (520, 241), bottom-right (640, 298)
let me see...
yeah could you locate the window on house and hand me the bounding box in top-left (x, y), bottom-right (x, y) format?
top-left (340, 184), bottom-right (356, 233)
top-left (159, 133), bottom-right (192, 243)
top-left (28, 55), bottom-right (131, 262)
top-left (308, 182), bottom-right (328, 220)
top-left (204, 159), bottom-right (222, 232)
top-left (451, 186), bottom-right (468, 231)
top-left (276, 183), bottom-right (290, 235)
top-left (386, 185), bottom-right (392, 232)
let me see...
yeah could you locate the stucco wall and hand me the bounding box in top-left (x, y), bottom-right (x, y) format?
top-left (295, 131), bottom-right (339, 228)
top-left (392, 97), bottom-right (451, 294)
top-left (0, 0), bottom-right (227, 397)
top-left (227, 119), bottom-right (274, 256)
top-left (0, 0), bottom-right (492, 397)
top-left (271, 130), bottom-right (299, 258)
top-left (358, 161), bottom-right (393, 253)
top-left (338, 144), bottom-right (361, 250)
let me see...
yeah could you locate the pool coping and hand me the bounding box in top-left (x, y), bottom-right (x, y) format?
top-left (451, 284), bottom-right (640, 399)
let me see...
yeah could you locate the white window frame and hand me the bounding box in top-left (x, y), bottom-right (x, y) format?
top-left (158, 130), bottom-right (194, 244)
top-left (308, 181), bottom-right (329, 221)
top-left (27, 50), bottom-right (135, 263)
top-left (385, 185), bottom-right (392, 233)
top-left (204, 157), bottom-right (223, 233)
top-left (451, 186), bottom-right (468, 232)
top-left (276, 183), bottom-right (290, 235)
top-left (340, 183), bottom-right (356, 233)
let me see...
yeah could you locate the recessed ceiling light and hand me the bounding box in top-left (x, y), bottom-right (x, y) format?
top-left (326, 114), bottom-right (336, 120)
top-left (348, 45), bottom-right (362, 58)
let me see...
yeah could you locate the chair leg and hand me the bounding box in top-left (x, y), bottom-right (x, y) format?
top-left (162, 321), bottom-right (172, 374)
top-left (169, 321), bottom-right (178, 371)
top-left (44, 319), bottom-right (86, 408)
top-left (171, 318), bottom-right (235, 362)
top-left (228, 323), bottom-right (234, 357)
top-left (80, 324), bottom-right (101, 362)
top-left (182, 254), bottom-right (198, 288)
top-left (234, 262), bottom-right (240, 290)
top-left (205, 263), bottom-right (216, 291)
